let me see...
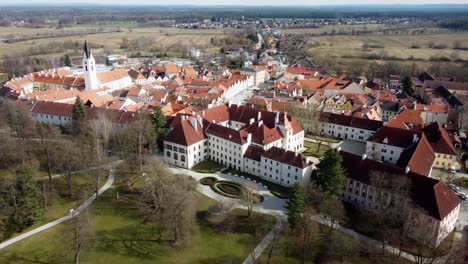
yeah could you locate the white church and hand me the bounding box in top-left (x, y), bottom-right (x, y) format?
top-left (82, 40), bottom-right (132, 91)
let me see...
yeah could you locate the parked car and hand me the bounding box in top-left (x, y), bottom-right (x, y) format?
top-left (458, 193), bottom-right (467, 201)
top-left (450, 167), bottom-right (457, 173)
top-left (449, 183), bottom-right (460, 192)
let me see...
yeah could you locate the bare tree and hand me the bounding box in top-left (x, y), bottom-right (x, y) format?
top-left (64, 205), bottom-right (93, 264)
top-left (140, 158), bottom-right (198, 245)
top-left (242, 182), bottom-right (258, 218)
top-left (34, 123), bottom-right (60, 191)
top-left (89, 112), bottom-right (114, 197)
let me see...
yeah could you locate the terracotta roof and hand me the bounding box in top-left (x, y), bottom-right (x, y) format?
top-left (385, 118), bottom-right (410, 130)
top-left (261, 147), bottom-right (312, 169)
top-left (420, 122), bottom-right (458, 156)
top-left (242, 122), bottom-right (283, 145)
top-left (340, 151), bottom-right (460, 221)
top-left (397, 134), bottom-right (435, 176)
top-left (320, 112), bottom-right (383, 131)
top-left (98, 68), bottom-right (129, 84)
top-left (29, 101), bottom-right (74, 117)
top-left (368, 127), bottom-right (422, 148)
top-left (394, 109), bottom-right (423, 126)
top-left (243, 145), bottom-right (265, 161)
top-left (205, 122), bottom-right (246, 145)
top-left (165, 118), bottom-right (204, 146)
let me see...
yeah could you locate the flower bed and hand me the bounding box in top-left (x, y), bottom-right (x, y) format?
top-left (212, 181), bottom-right (244, 198)
top-left (200, 177), bottom-right (217, 186)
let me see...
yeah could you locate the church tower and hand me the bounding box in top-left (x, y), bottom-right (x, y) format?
top-left (82, 40), bottom-right (100, 90)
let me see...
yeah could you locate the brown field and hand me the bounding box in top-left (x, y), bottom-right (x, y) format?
top-left (305, 33), bottom-right (468, 61)
top-left (0, 26), bottom-right (237, 57)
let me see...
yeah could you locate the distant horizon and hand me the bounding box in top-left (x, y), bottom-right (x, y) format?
top-left (1, 1), bottom-right (468, 7)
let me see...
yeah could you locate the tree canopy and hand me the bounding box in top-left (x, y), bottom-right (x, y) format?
top-left (312, 149), bottom-right (346, 196)
top-left (285, 183), bottom-right (304, 229)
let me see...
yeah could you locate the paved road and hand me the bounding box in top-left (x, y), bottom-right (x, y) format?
top-left (0, 164), bottom-right (117, 251)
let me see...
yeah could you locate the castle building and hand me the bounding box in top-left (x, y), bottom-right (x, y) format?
top-left (163, 104), bottom-right (312, 187)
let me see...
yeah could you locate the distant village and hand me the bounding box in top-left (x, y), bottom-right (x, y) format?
top-left (2, 29), bottom-right (467, 250)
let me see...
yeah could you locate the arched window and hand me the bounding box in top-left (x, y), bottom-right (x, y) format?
top-left (181, 155), bottom-right (186, 162)
top-left (173, 153), bottom-right (178, 160)
top-left (166, 151), bottom-right (170, 157)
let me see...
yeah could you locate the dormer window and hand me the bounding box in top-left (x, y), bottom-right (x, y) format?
top-left (383, 138), bottom-right (388, 144)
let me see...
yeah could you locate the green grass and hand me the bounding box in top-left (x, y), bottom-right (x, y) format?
top-left (257, 224), bottom-right (386, 264)
top-left (305, 134), bottom-right (341, 144)
top-left (453, 177), bottom-right (468, 188)
top-left (302, 141), bottom-right (331, 158)
top-left (6, 169), bottom-right (109, 240)
top-left (191, 160), bottom-right (223, 173)
top-left (0, 189), bottom-right (275, 264)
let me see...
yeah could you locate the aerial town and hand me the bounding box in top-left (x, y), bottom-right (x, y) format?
top-left (0, 3), bottom-right (467, 264)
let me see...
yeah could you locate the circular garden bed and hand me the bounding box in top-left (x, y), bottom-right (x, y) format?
top-left (213, 181), bottom-right (244, 198)
top-left (199, 177), bottom-right (264, 202)
top-left (200, 177), bottom-right (217, 186)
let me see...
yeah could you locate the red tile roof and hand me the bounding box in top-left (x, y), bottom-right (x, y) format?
top-left (340, 151), bottom-right (460, 221)
top-left (165, 118), bottom-right (204, 146)
top-left (261, 147), bottom-right (312, 169)
top-left (420, 122), bottom-right (458, 156)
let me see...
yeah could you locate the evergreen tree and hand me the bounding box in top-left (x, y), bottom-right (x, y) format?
top-left (6, 166), bottom-right (44, 236)
top-left (151, 106), bottom-right (166, 150)
top-left (285, 183), bottom-right (304, 229)
top-left (313, 149), bottom-right (346, 196)
top-left (64, 54), bottom-right (72, 67)
top-left (401, 76), bottom-right (413, 95)
top-left (72, 96), bottom-right (86, 122)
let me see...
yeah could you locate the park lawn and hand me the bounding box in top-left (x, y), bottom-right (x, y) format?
top-left (191, 160), bottom-right (223, 173)
top-left (305, 134), bottom-right (341, 144)
top-left (6, 170), bottom-right (110, 240)
top-left (257, 224), bottom-right (371, 264)
top-left (453, 177), bottom-right (468, 188)
top-left (302, 141), bottom-right (330, 158)
top-left (0, 189), bottom-right (275, 264)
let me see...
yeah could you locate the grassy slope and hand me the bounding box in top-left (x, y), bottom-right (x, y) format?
top-left (302, 141), bottom-right (330, 158)
top-left (0, 188), bottom-right (275, 264)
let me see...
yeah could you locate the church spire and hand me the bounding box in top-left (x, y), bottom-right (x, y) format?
top-left (84, 40), bottom-right (91, 59)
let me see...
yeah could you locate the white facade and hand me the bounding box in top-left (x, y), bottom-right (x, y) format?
top-left (320, 122), bottom-right (376, 142)
top-left (365, 141), bottom-right (403, 164)
top-left (83, 48), bottom-right (100, 91)
top-left (29, 112), bottom-right (72, 127)
top-left (164, 140), bottom-right (208, 169)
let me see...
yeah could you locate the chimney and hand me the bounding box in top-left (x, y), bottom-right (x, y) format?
top-left (258, 120), bottom-right (263, 127)
top-left (228, 100), bottom-right (232, 108)
top-left (190, 118), bottom-right (197, 131)
top-left (405, 166), bottom-right (410, 173)
top-left (275, 112), bottom-right (279, 124)
top-left (247, 133), bottom-right (252, 143)
top-left (361, 154), bottom-right (367, 160)
top-left (249, 118), bottom-right (255, 125)
top-left (257, 111), bottom-right (262, 121)
top-left (202, 110), bottom-right (205, 116)
top-left (413, 134), bottom-right (419, 143)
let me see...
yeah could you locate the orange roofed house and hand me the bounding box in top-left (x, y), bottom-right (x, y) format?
top-left (163, 103), bottom-right (313, 187)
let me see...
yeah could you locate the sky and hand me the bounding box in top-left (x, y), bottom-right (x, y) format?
top-left (1, 0), bottom-right (468, 6)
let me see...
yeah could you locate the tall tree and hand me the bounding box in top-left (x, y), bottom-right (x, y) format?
top-left (34, 123), bottom-right (60, 191)
top-left (151, 106), bottom-right (166, 150)
top-left (242, 182), bottom-right (258, 218)
top-left (89, 112), bottom-right (114, 197)
top-left (64, 54), bottom-right (72, 67)
top-left (6, 166), bottom-right (44, 237)
top-left (72, 96), bottom-right (86, 135)
top-left (401, 76), bottom-right (413, 95)
top-left (285, 183), bottom-right (304, 229)
top-left (312, 149), bottom-right (346, 196)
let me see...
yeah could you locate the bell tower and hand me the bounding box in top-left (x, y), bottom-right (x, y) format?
top-left (82, 40), bottom-right (100, 90)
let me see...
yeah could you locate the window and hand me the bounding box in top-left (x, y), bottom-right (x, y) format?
top-left (166, 151), bottom-right (170, 157)
top-left (173, 153), bottom-right (178, 160)
top-left (181, 155), bottom-right (186, 162)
